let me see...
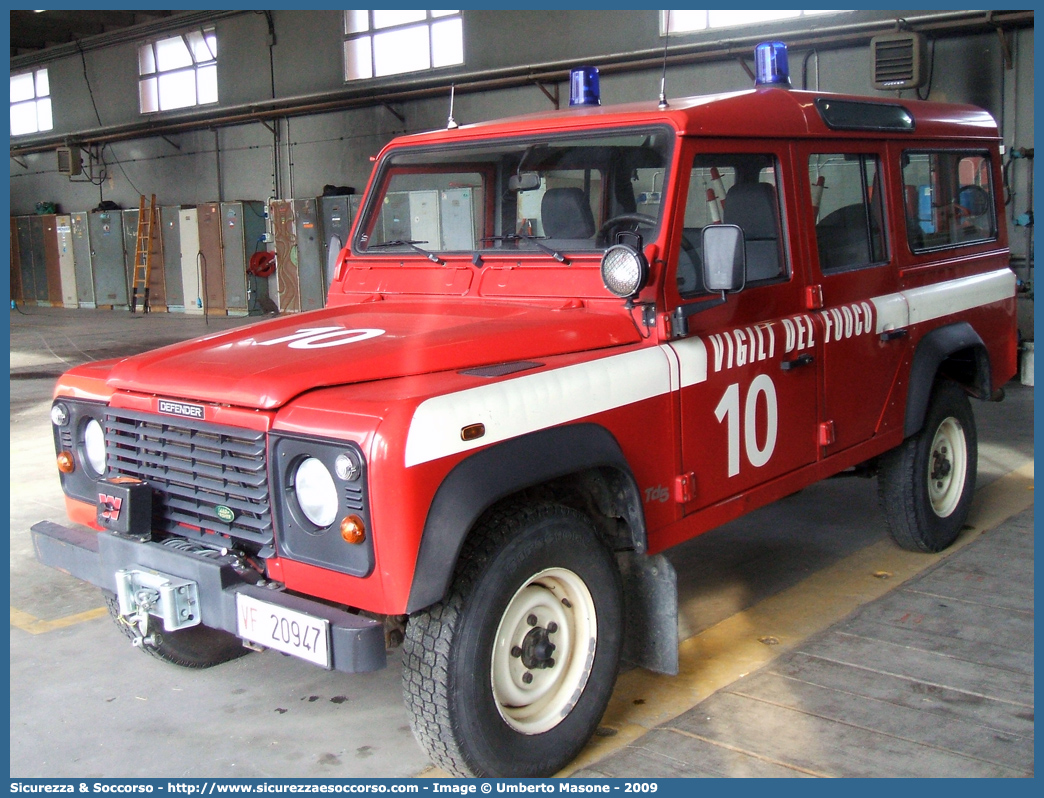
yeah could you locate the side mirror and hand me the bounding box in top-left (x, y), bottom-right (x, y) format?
top-left (508, 172), bottom-right (541, 192)
top-left (702, 224), bottom-right (746, 293)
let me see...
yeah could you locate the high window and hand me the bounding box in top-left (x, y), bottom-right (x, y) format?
top-left (10, 68), bottom-right (52, 136)
top-left (662, 10), bottom-right (844, 35)
top-left (138, 27), bottom-right (217, 113)
top-left (343, 10), bottom-right (463, 81)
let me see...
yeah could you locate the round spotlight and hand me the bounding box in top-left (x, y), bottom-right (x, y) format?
top-left (334, 452), bottom-right (360, 481)
top-left (50, 403), bottom-right (69, 427)
top-left (294, 457), bottom-right (338, 528)
top-left (600, 244), bottom-right (649, 298)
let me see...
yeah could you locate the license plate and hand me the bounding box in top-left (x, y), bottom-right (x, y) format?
top-left (236, 593), bottom-right (331, 668)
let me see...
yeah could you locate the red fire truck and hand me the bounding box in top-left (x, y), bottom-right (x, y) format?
top-left (34, 44), bottom-right (1016, 777)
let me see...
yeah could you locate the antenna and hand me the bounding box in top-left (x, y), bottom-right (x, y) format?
top-left (658, 11), bottom-right (671, 109)
top-left (446, 84), bottom-right (459, 130)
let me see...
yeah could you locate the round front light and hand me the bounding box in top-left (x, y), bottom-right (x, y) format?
top-left (294, 457), bottom-right (338, 528)
top-left (83, 419), bottom-right (106, 476)
top-left (50, 403), bottom-right (69, 427)
top-left (601, 244), bottom-right (649, 298)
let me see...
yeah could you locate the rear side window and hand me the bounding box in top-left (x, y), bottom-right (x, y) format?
top-left (902, 151), bottom-right (997, 252)
top-left (809, 153), bottom-right (888, 272)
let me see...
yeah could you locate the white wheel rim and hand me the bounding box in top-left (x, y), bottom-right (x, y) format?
top-left (490, 567), bottom-right (597, 735)
top-left (927, 416), bottom-right (967, 518)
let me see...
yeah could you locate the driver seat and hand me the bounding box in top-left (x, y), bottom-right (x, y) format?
top-left (541, 188), bottom-right (596, 244)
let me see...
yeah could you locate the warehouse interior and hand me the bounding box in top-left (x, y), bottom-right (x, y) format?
top-left (8, 9), bottom-right (1035, 334)
top-left (9, 9), bottom-right (1036, 779)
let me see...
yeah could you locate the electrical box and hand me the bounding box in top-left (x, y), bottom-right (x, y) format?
top-left (871, 32), bottom-right (927, 90)
top-left (56, 146), bottom-right (82, 176)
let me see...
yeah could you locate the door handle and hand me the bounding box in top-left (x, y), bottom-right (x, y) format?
top-left (880, 328), bottom-right (908, 342)
top-left (781, 353), bottom-right (814, 371)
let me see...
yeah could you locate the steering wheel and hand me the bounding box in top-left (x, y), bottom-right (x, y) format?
top-left (597, 213), bottom-right (657, 246)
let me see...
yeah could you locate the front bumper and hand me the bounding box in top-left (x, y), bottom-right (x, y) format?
top-left (30, 520), bottom-right (387, 674)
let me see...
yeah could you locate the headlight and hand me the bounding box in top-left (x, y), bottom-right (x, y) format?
top-left (83, 419), bottom-right (107, 476)
top-left (600, 244), bottom-right (649, 298)
top-left (294, 457), bottom-right (338, 528)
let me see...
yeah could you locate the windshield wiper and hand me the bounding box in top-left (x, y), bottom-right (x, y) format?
top-left (367, 239), bottom-right (445, 265)
top-left (482, 234), bottom-right (569, 265)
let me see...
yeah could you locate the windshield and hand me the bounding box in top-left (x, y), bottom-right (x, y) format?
top-left (356, 127), bottom-right (673, 256)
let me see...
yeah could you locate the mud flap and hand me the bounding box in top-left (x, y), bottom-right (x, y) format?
top-left (617, 552), bottom-right (679, 675)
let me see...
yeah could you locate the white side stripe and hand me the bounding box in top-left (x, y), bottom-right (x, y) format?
top-left (406, 270), bottom-right (1013, 467)
top-left (872, 268), bottom-right (1014, 334)
top-left (404, 347), bottom-right (680, 467)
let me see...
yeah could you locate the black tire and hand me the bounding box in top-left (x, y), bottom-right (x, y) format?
top-left (104, 592), bottom-right (250, 669)
top-left (402, 503), bottom-right (623, 777)
top-left (878, 380), bottom-right (977, 552)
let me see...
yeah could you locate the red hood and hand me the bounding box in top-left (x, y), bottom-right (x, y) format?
top-left (104, 301), bottom-right (641, 410)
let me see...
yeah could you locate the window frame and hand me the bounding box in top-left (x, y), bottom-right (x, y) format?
top-left (354, 125), bottom-right (675, 256)
top-left (10, 67), bottom-right (52, 137)
top-left (901, 149), bottom-right (998, 255)
top-left (674, 150), bottom-right (791, 300)
top-left (809, 151), bottom-right (891, 275)
top-left (343, 10), bottom-right (463, 82)
top-left (137, 26), bottom-right (218, 115)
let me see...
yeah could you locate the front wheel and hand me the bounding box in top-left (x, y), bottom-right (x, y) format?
top-left (878, 380), bottom-right (978, 552)
top-left (402, 503), bottom-right (622, 777)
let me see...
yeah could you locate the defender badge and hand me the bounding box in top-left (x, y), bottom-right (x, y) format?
top-left (157, 399), bottom-right (205, 420)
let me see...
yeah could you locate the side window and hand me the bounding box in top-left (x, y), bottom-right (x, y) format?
top-left (809, 153), bottom-right (888, 272)
top-left (678, 153), bottom-right (786, 296)
top-left (902, 151), bottom-right (997, 252)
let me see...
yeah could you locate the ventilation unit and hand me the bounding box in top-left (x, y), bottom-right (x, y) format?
top-left (871, 32), bottom-right (927, 90)
top-left (56, 146), bottom-right (83, 176)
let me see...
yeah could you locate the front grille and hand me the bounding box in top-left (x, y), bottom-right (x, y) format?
top-left (105, 409), bottom-right (273, 555)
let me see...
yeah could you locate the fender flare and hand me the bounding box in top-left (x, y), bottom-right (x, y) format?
top-left (904, 321), bottom-right (991, 438)
top-left (405, 423), bottom-right (646, 614)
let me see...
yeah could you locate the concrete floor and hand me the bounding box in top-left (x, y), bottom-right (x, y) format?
top-left (8, 306), bottom-right (1035, 778)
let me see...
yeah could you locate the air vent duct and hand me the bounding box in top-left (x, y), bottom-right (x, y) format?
top-left (56, 146), bottom-right (83, 176)
top-left (871, 32), bottom-right (927, 90)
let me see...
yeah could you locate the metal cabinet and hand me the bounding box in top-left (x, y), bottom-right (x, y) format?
top-left (293, 198), bottom-right (325, 311)
top-left (219, 201), bottom-right (266, 315)
top-left (197, 203), bottom-right (225, 313)
top-left (10, 217), bottom-right (23, 304)
top-left (270, 200), bottom-right (299, 313)
top-left (71, 212), bottom-right (96, 307)
top-left (159, 207), bottom-right (184, 309)
top-left (56, 215), bottom-right (78, 307)
top-left (15, 217), bottom-right (36, 304)
top-left (319, 194), bottom-right (358, 290)
top-left (89, 211), bottom-right (128, 308)
top-left (178, 207), bottom-right (203, 315)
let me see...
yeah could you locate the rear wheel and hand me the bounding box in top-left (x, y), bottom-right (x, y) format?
top-left (878, 380), bottom-right (977, 552)
top-left (104, 592), bottom-right (250, 668)
top-left (402, 503), bottom-right (622, 777)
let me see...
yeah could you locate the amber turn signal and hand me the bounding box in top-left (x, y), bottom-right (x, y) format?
top-left (56, 451), bottom-right (75, 473)
top-left (340, 514), bottom-right (366, 545)
top-left (461, 423), bottom-right (485, 442)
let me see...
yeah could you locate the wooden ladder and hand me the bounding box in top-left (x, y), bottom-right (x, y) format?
top-left (130, 194), bottom-right (158, 313)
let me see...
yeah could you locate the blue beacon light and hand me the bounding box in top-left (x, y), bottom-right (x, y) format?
top-left (754, 41), bottom-right (792, 87)
top-left (569, 66), bottom-right (601, 106)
